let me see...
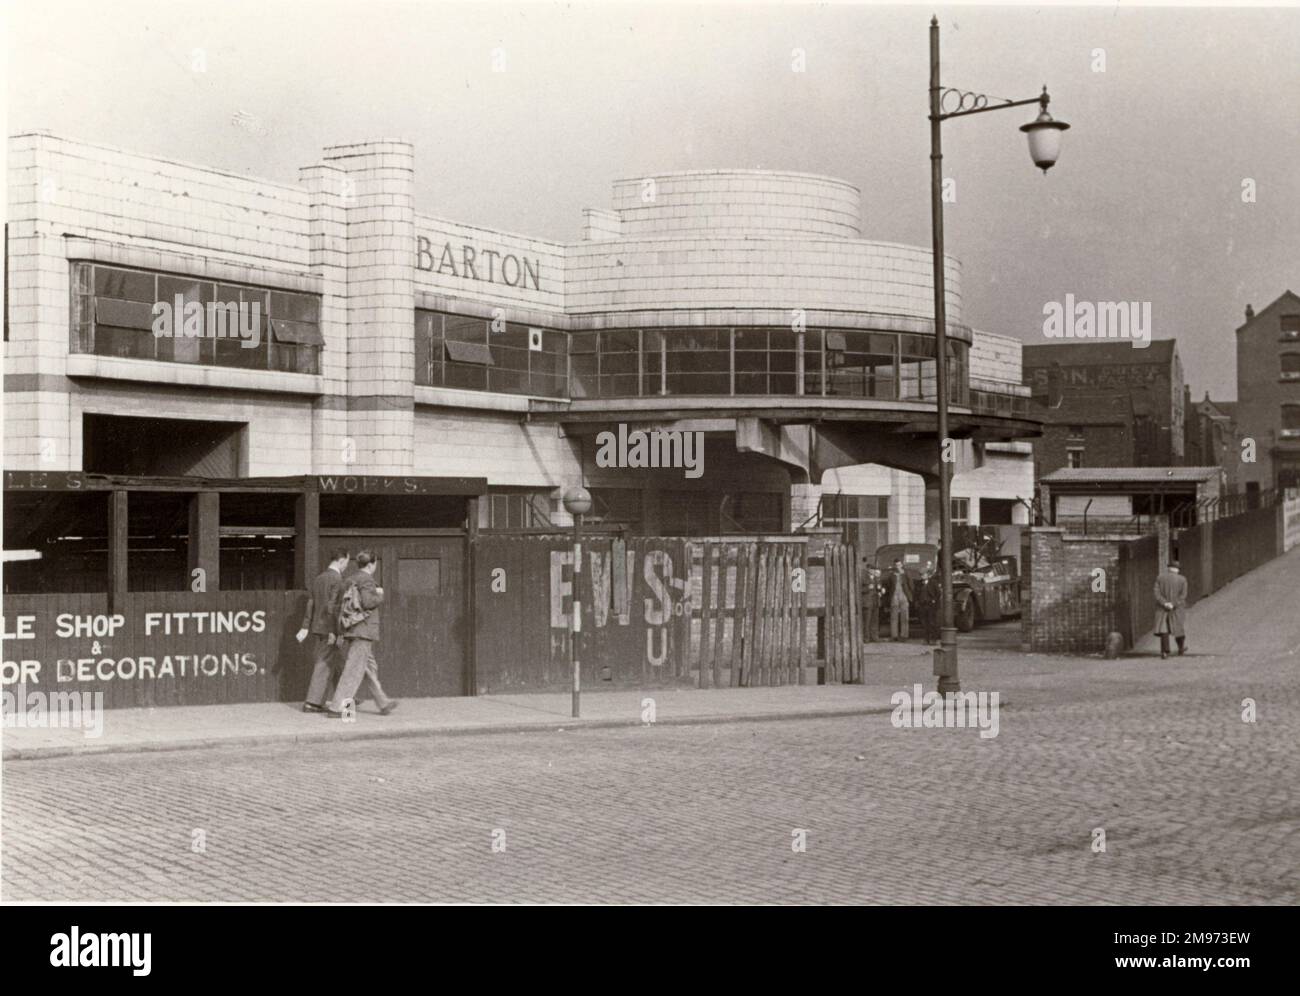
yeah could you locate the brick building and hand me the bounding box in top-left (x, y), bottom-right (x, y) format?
top-left (1023, 339), bottom-right (1186, 479)
top-left (4, 132), bottom-right (1039, 560)
top-left (1183, 390), bottom-right (1240, 492)
top-left (1234, 291), bottom-right (1300, 492)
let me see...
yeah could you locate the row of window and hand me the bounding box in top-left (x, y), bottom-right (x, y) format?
top-left (72, 263), bottom-right (323, 374)
top-left (569, 328), bottom-right (969, 404)
top-left (415, 310), bottom-right (567, 398)
top-left (71, 263), bottom-right (989, 408)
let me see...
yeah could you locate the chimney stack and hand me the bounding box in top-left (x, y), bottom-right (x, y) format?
top-left (1245, 304), bottom-right (1255, 321)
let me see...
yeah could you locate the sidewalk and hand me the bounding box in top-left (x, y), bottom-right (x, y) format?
top-left (2, 684), bottom-right (904, 761)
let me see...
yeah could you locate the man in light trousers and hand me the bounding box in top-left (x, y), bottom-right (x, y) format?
top-left (886, 558), bottom-right (914, 640)
top-left (327, 550), bottom-right (398, 718)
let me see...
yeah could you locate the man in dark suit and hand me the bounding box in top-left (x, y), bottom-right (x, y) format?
top-left (1153, 559), bottom-right (1189, 659)
top-left (298, 547), bottom-right (350, 713)
top-left (885, 558), bottom-right (914, 641)
top-left (916, 562), bottom-right (941, 645)
top-left (861, 561), bottom-right (882, 643)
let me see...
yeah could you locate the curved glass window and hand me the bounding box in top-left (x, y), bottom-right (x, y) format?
top-left (422, 317), bottom-right (979, 408)
top-left (826, 331), bottom-right (898, 400)
top-left (663, 328), bottom-right (730, 395)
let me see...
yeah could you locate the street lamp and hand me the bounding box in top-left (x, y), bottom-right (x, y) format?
top-left (928, 14), bottom-right (1068, 694)
top-left (562, 485), bottom-right (593, 717)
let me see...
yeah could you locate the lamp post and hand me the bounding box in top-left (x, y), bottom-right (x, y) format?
top-left (928, 14), bottom-right (1068, 694)
top-left (562, 485), bottom-right (593, 717)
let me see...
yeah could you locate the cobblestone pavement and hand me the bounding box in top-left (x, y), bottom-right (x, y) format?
top-left (4, 553), bottom-right (1299, 904)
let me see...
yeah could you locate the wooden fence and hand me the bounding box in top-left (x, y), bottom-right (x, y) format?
top-left (473, 534), bottom-right (863, 693)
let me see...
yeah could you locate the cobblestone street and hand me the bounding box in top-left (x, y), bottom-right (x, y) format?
top-left (4, 549), bottom-right (1298, 904)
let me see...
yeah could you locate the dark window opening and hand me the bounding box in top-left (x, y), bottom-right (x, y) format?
top-left (721, 492), bottom-right (784, 534)
top-left (83, 414), bottom-right (244, 477)
top-left (588, 488), bottom-right (644, 532)
top-left (219, 492), bottom-right (297, 591)
top-left (125, 491), bottom-right (191, 591)
top-left (3, 491), bottom-right (110, 594)
top-left (979, 498), bottom-right (1018, 525)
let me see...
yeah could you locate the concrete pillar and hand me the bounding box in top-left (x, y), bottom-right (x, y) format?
top-left (4, 135), bottom-right (76, 471)
top-left (321, 139), bottom-right (417, 474)
top-left (298, 159), bottom-right (352, 474)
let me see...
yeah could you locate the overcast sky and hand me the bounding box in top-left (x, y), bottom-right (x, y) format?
top-left (7, 1), bottom-right (1298, 399)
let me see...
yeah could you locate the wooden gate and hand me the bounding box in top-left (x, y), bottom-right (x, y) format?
top-left (681, 538), bottom-right (862, 687)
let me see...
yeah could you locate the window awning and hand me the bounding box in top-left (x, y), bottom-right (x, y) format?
top-left (270, 318), bottom-right (324, 346)
top-left (95, 298), bottom-right (155, 330)
top-left (445, 340), bottom-right (495, 366)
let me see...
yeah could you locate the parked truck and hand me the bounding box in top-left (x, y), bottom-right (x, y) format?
top-left (872, 538), bottom-right (1021, 632)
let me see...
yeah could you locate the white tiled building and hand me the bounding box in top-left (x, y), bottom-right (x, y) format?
top-left (5, 133), bottom-right (1037, 540)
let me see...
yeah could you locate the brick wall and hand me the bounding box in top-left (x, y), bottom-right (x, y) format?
top-left (1034, 423), bottom-right (1133, 479)
top-left (1021, 527), bottom-right (1124, 653)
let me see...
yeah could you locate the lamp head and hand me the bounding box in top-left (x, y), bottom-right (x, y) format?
top-left (562, 485), bottom-right (593, 517)
top-left (1019, 86), bottom-right (1070, 174)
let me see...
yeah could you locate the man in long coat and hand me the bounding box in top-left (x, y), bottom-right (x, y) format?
top-left (916, 563), bottom-right (941, 646)
top-left (1153, 559), bottom-right (1188, 659)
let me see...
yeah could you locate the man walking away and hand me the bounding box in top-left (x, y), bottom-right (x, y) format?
top-left (886, 558), bottom-right (913, 641)
top-left (1154, 559), bottom-right (1188, 659)
top-left (298, 547), bottom-right (350, 713)
top-left (917, 562), bottom-right (941, 645)
top-left (327, 550), bottom-right (398, 717)
top-left (861, 561), bottom-right (881, 643)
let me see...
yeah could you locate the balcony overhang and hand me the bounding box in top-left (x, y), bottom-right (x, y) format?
top-left (531, 394), bottom-right (1044, 441)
